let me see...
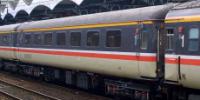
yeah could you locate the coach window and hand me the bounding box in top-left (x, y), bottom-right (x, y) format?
top-left (56, 32), bottom-right (66, 46)
top-left (188, 28), bottom-right (199, 51)
top-left (0, 36), bottom-right (1, 45)
top-left (23, 33), bottom-right (32, 45)
top-left (1, 35), bottom-right (5, 45)
top-left (166, 29), bottom-right (174, 50)
top-left (44, 33), bottom-right (53, 45)
top-left (70, 32), bottom-right (81, 46)
top-left (2, 35), bottom-right (9, 45)
top-left (0, 36), bottom-right (3, 45)
top-left (87, 31), bottom-right (99, 46)
top-left (106, 30), bottom-right (121, 47)
top-left (33, 33), bottom-right (42, 45)
top-left (140, 31), bottom-right (148, 50)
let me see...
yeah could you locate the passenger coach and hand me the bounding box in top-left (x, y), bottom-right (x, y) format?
top-left (0, 1), bottom-right (200, 100)
top-left (0, 4), bottom-right (173, 99)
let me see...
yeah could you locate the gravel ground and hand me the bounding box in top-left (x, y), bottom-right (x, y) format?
top-left (0, 92), bottom-right (15, 100)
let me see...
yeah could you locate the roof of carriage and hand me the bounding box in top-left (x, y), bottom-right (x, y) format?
top-left (16, 4), bottom-right (174, 32)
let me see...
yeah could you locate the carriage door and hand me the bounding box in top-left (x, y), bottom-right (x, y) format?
top-left (179, 26), bottom-right (200, 88)
top-left (137, 24), bottom-right (157, 79)
top-left (12, 33), bottom-right (18, 60)
top-left (165, 28), bottom-right (179, 82)
top-left (134, 25), bottom-right (141, 77)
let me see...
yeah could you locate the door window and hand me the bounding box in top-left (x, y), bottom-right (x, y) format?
top-left (140, 32), bottom-right (148, 50)
top-left (166, 29), bottom-right (174, 50)
top-left (188, 28), bottom-right (199, 51)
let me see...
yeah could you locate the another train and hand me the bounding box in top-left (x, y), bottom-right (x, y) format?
top-left (0, 1), bottom-right (200, 100)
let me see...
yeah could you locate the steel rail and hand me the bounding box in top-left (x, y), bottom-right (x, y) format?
top-left (0, 79), bottom-right (61, 100)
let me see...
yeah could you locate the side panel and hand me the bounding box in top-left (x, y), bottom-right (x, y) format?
top-left (139, 54), bottom-right (156, 78)
top-left (165, 22), bottom-right (200, 89)
top-left (0, 33), bottom-right (16, 60)
top-left (164, 25), bottom-right (180, 82)
top-left (180, 56), bottom-right (200, 89)
top-left (11, 33), bottom-right (18, 60)
top-left (15, 26), bottom-right (141, 79)
top-left (137, 24), bottom-right (157, 78)
top-left (14, 24), bottom-right (157, 80)
top-left (15, 48), bottom-right (141, 79)
top-left (179, 22), bottom-right (200, 89)
top-left (165, 54), bottom-right (179, 82)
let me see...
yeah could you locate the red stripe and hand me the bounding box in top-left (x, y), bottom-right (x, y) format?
top-left (0, 47), bottom-right (15, 51)
top-left (0, 47), bottom-right (156, 62)
top-left (166, 58), bottom-right (200, 66)
top-left (165, 58), bottom-right (178, 64)
top-left (138, 56), bottom-right (156, 62)
top-left (1, 47), bottom-right (200, 65)
top-left (181, 59), bottom-right (200, 66)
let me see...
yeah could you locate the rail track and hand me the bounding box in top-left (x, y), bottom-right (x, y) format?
top-left (0, 90), bottom-right (21, 100)
top-left (0, 72), bottom-right (112, 100)
top-left (0, 78), bottom-right (61, 100)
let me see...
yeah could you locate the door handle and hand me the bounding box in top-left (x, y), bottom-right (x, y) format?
top-left (178, 56), bottom-right (182, 80)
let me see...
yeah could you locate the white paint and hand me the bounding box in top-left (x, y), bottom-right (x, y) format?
top-left (0, 46), bottom-right (156, 57)
top-left (166, 54), bottom-right (200, 60)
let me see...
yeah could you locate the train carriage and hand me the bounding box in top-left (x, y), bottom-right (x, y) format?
top-left (0, 24), bottom-right (20, 60)
top-left (0, 4), bottom-right (173, 80)
top-left (165, 1), bottom-right (200, 90)
top-left (0, 4), bottom-right (175, 99)
top-left (1, 1), bottom-right (200, 100)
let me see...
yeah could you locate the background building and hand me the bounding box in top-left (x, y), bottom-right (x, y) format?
top-left (0, 0), bottom-right (189, 25)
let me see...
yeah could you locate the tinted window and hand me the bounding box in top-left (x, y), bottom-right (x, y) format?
top-left (0, 35), bottom-right (10, 45)
top-left (87, 31), bottom-right (99, 46)
top-left (0, 36), bottom-right (1, 45)
top-left (140, 32), bottom-right (148, 50)
top-left (106, 30), bottom-right (121, 47)
top-left (166, 29), bottom-right (174, 50)
top-left (188, 28), bottom-right (199, 51)
top-left (33, 34), bottom-right (42, 45)
top-left (56, 32), bottom-right (66, 46)
top-left (23, 33), bottom-right (32, 45)
top-left (70, 32), bottom-right (81, 46)
top-left (44, 33), bottom-right (53, 45)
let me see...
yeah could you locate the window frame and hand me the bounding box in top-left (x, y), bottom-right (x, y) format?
top-left (140, 30), bottom-right (149, 50)
top-left (187, 27), bottom-right (200, 52)
top-left (0, 35), bottom-right (2, 45)
top-left (86, 30), bottom-right (100, 47)
top-left (22, 33), bottom-right (32, 46)
top-left (43, 32), bottom-right (53, 46)
top-left (55, 31), bottom-right (67, 47)
top-left (70, 31), bottom-right (82, 47)
top-left (33, 32), bottom-right (43, 46)
top-left (0, 34), bottom-right (11, 46)
top-left (166, 28), bottom-right (175, 51)
top-left (105, 29), bottom-right (122, 48)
